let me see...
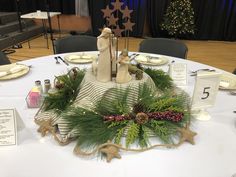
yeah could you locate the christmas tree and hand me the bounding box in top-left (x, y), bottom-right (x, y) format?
top-left (160, 0), bottom-right (195, 38)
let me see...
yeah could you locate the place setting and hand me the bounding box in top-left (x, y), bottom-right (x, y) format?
top-left (63, 52), bottom-right (97, 64)
top-left (219, 73), bottom-right (236, 90)
top-left (134, 54), bottom-right (170, 66)
top-left (0, 63), bottom-right (30, 81)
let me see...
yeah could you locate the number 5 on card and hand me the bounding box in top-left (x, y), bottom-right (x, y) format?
top-left (191, 71), bottom-right (221, 120)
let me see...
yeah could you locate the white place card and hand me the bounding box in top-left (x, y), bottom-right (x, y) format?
top-left (0, 109), bottom-right (24, 146)
top-left (191, 71), bottom-right (221, 120)
top-left (0, 109), bottom-right (17, 146)
top-left (169, 63), bottom-right (187, 86)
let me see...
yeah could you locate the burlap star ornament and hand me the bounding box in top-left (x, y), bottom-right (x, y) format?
top-left (178, 127), bottom-right (197, 145)
top-left (100, 142), bottom-right (121, 162)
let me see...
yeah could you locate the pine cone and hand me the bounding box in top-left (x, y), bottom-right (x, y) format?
top-left (135, 70), bottom-right (143, 80)
top-left (135, 112), bottom-right (149, 125)
top-left (55, 81), bottom-right (64, 90)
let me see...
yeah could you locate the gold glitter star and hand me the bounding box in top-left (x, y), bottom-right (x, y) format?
top-left (178, 127), bottom-right (197, 145)
top-left (121, 6), bottom-right (133, 19)
top-left (101, 5), bottom-right (114, 18)
top-left (111, 0), bottom-right (124, 11)
top-left (123, 19), bottom-right (135, 31)
top-left (108, 14), bottom-right (119, 26)
top-left (113, 26), bottom-right (124, 37)
top-left (100, 144), bottom-right (121, 162)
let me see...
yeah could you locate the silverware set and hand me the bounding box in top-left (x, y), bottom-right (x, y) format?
top-left (129, 53), bottom-right (139, 61)
top-left (54, 56), bottom-right (69, 66)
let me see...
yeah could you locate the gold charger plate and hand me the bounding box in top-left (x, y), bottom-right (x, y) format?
top-left (219, 73), bottom-right (236, 90)
top-left (0, 63), bottom-right (30, 81)
top-left (64, 54), bottom-right (95, 64)
top-left (135, 55), bottom-right (169, 66)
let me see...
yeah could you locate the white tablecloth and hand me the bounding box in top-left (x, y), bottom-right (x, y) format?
top-left (0, 52), bottom-right (235, 177)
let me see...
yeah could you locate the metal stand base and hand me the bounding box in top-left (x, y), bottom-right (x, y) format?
top-left (192, 109), bottom-right (211, 121)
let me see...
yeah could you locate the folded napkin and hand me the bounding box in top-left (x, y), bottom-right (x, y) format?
top-left (136, 55), bottom-right (164, 64)
top-left (81, 55), bottom-right (93, 59)
top-left (219, 81), bottom-right (230, 88)
top-left (149, 58), bottom-right (162, 64)
top-left (68, 55), bottom-right (93, 60)
top-left (0, 65), bottom-right (25, 78)
top-left (0, 71), bottom-right (8, 77)
top-left (10, 65), bottom-right (25, 73)
top-left (136, 55), bottom-right (147, 62)
top-left (68, 55), bottom-right (80, 60)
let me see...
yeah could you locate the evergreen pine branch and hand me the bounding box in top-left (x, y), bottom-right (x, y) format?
top-left (144, 68), bottom-right (173, 91)
top-left (138, 125), bottom-right (149, 148)
top-left (148, 90), bottom-right (190, 113)
top-left (63, 107), bottom-right (117, 148)
top-left (43, 69), bottom-right (85, 112)
top-left (146, 120), bottom-right (176, 143)
top-left (95, 87), bottom-right (131, 115)
top-left (132, 83), bottom-right (157, 113)
top-left (114, 126), bottom-right (126, 144)
top-left (107, 120), bottom-right (129, 128)
top-left (126, 121), bottom-right (140, 147)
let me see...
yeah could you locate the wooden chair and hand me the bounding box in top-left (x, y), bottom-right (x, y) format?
top-left (139, 38), bottom-right (188, 59)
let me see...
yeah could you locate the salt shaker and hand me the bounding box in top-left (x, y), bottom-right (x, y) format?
top-left (35, 80), bottom-right (43, 94)
top-left (44, 79), bottom-right (51, 94)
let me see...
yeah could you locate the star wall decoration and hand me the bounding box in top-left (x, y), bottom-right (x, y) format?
top-left (113, 26), bottom-right (124, 37)
top-left (111, 0), bottom-right (124, 11)
top-left (100, 0), bottom-right (135, 37)
top-left (108, 14), bottom-right (119, 27)
top-left (121, 6), bottom-right (133, 19)
top-left (123, 19), bottom-right (135, 31)
top-left (101, 5), bottom-right (114, 18)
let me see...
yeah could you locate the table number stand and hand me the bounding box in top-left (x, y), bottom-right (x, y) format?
top-left (191, 71), bottom-right (221, 121)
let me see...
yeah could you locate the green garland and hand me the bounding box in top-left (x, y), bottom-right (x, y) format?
top-left (63, 84), bottom-right (191, 149)
top-left (43, 68), bottom-right (85, 112)
top-left (42, 67), bottom-right (172, 113)
top-left (144, 68), bottom-right (173, 91)
top-left (41, 68), bottom-right (189, 148)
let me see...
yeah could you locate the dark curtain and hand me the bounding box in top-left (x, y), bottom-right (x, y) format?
top-left (0, 0), bottom-right (14, 12)
top-left (0, 0), bottom-right (75, 14)
top-left (88, 0), bottom-right (146, 37)
top-left (147, 0), bottom-right (236, 41)
top-left (147, 0), bottom-right (171, 38)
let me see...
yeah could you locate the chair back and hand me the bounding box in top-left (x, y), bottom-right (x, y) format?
top-left (0, 51), bottom-right (11, 65)
top-left (54, 35), bottom-right (98, 54)
top-left (139, 38), bottom-right (188, 59)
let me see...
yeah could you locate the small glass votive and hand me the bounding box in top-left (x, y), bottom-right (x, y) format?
top-left (25, 87), bottom-right (43, 108)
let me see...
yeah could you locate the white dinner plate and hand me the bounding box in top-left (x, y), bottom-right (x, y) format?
top-left (0, 63), bottom-right (30, 81)
top-left (219, 73), bottom-right (236, 90)
top-left (135, 55), bottom-right (169, 66)
top-left (64, 54), bottom-right (95, 64)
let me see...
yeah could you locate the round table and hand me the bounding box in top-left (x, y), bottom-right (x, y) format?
top-left (0, 52), bottom-right (235, 177)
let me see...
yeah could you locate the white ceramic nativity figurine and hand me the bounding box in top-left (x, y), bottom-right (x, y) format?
top-left (116, 49), bottom-right (132, 84)
top-left (96, 27), bottom-right (113, 82)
